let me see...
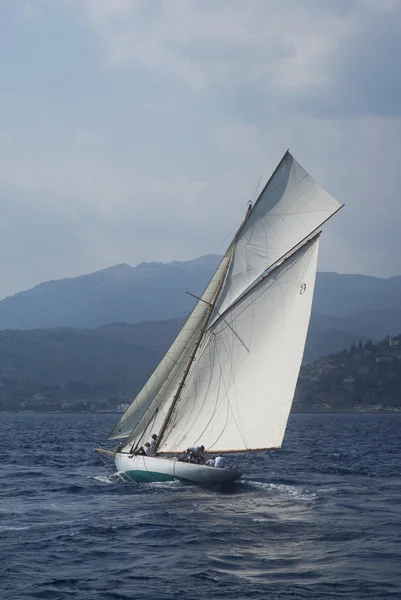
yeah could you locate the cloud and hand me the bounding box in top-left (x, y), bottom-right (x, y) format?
top-left (77, 0), bottom-right (401, 121)
top-left (294, 1), bottom-right (401, 118)
top-left (78, 0), bottom-right (350, 92)
top-left (0, 0), bottom-right (400, 298)
top-left (77, 2), bottom-right (388, 89)
top-left (73, 0), bottom-right (401, 272)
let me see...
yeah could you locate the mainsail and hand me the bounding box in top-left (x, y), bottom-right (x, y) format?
top-left (158, 235), bottom-right (320, 453)
top-left (107, 151), bottom-right (342, 454)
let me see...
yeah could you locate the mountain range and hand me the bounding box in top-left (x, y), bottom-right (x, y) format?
top-left (1, 256), bottom-right (400, 345)
top-left (0, 256), bottom-right (220, 330)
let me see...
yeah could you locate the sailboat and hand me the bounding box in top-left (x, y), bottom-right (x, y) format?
top-left (97, 151), bottom-right (343, 485)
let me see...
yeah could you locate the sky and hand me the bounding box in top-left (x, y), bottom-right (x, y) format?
top-left (0, 0), bottom-right (400, 299)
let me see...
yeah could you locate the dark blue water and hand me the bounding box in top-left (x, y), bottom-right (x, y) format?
top-left (1, 413), bottom-right (400, 600)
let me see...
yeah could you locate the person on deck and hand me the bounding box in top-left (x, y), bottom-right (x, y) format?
top-left (214, 454), bottom-right (227, 468)
top-left (150, 433), bottom-right (159, 456)
top-left (144, 442), bottom-right (153, 456)
top-left (148, 433), bottom-right (158, 456)
top-left (186, 445), bottom-right (205, 464)
top-left (188, 451), bottom-right (198, 464)
top-left (205, 457), bottom-right (215, 467)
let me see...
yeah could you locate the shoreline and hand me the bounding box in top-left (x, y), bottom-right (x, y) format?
top-left (2, 409), bottom-right (401, 415)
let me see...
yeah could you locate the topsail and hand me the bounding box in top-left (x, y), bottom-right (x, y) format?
top-left (211, 151), bottom-right (342, 320)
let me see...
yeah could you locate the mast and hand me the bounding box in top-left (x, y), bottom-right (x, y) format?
top-left (154, 203), bottom-right (253, 451)
top-left (154, 307), bottom-right (213, 451)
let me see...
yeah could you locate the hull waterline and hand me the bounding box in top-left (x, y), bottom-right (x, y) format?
top-left (115, 453), bottom-right (241, 484)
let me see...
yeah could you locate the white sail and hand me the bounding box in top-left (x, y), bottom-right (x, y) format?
top-left (107, 250), bottom-right (233, 441)
top-left (158, 235), bottom-right (320, 453)
top-left (212, 151), bottom-right (341, 319)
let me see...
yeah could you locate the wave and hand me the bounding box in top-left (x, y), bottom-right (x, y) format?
top-left (146, 480), bottom-right (185, 490)
top-left (0, 519), bottom-right (82, 532)
top-left (88, 473), bottom-right (124, 484)
top-left (240, 479), bottom-right (319, 501)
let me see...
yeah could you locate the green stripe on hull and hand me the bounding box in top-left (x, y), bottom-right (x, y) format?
top-left (123, 470), bottom-right (176, 483)
top-left (120, 468), bottom-right (241, 485)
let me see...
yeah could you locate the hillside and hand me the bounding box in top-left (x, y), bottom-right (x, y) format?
top-left (0, 321), bottom-right (179, 411)
top-left (0, 317), bottom-right (383, 412)
top-left (296, 335), bottom-right (401, 411)
top-left (304, 319), bottom-right (371, 364)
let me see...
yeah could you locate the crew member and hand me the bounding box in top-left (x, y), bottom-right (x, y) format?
top-left (148, 433), bottom-right (158, 456)
top-left (214, 454), bottom-right (227, 468)
top-left (186, 445), bottom-right (205, 464)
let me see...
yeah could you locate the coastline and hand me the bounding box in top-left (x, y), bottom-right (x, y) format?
top-left (2, 408), bottom-right (401, 415)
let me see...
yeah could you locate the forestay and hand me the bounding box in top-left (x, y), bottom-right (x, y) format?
top-left (107, 249), bottom-right (233, 441)
top-left (212, 151), bottom-right (341, 320)
top-left (158, 235), bottom-right (320, 453)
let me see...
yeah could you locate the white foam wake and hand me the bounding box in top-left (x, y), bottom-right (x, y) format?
top-left (241, 479), bottom-right (318, 501)
top-left (89, 473), bottom-right (123, 484)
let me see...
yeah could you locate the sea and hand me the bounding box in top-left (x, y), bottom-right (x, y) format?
top-left (1, 412), bottom-right (400, 600)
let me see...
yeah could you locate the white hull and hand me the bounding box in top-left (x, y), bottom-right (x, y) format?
top-left (115, 453), bottom-right (241, 485)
